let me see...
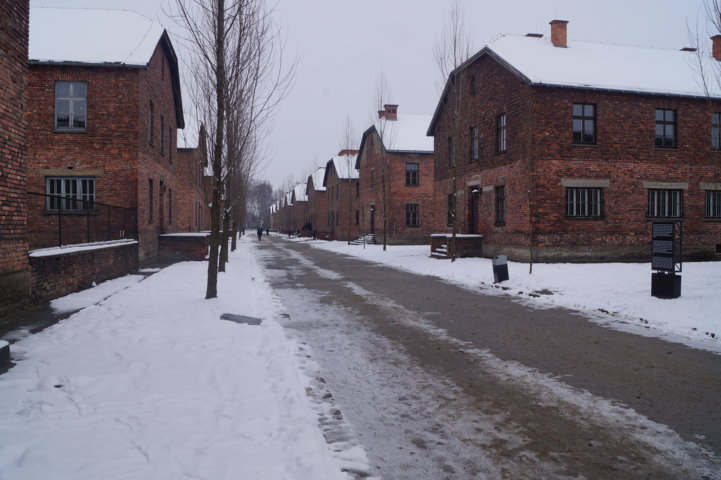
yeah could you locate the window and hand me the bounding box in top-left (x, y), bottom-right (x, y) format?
top-left (336, 210), bottom-right (339, 226)
top-left (355, 181), bottom-right (359, 198)
top-left (405, 203), bottom-right (419, 227)
top-left (497, 114), bottom-right (507, 152)
top-left (572, 103), bottom-right (596, 144)
top-left (648, 189), bottom-right (682, 217)
top-left (470, 126), bottom-right (479, 162)
top-left (705, 190), bottom-right (721, 218)
top-left (405, 163), bottom-right (419, 186)
top-left (148, 178), bottom-right (154, 223)
top-left (169, 127), bottom-right (173, 162)
top-left (45, 177), bottom-right (95, 211)
top-left (566, 187), bottom-right (602, 217)
top-left (448, 136), bottom-right (456, 167)
top-left (495, 186), bottom-right (506, 225)
top-left (447, 194), bottom-right (455, 226)
top-left (55, 81), bottom-right (87, 130)
top-left (148, 101), bottom-right (154, 145)
top-left (469, 75), bottom-right (477, 96)
top-left (355, 210), bottom-right (360, 225)
top-left (160, 115), bottom-right (165, 155)
top-left (655, 109), bottom-right (676, 148)
top-left (712, 113), bottom-right (721, 151)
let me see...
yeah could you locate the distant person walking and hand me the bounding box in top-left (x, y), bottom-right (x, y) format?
top-left (257, 227), bottom-right (262, 241)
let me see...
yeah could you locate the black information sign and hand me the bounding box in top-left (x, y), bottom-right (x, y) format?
top-left (651, 222), bottom-right (681, 273)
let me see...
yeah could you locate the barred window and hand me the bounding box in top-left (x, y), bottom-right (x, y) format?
top-left (572, 103), bottom-right (596, 144)
top-left (45, 177), bottom-right (95, 211)
top-left (405, 163), bottom-right (419, 186)
top-left (495, 185), bottom-right (506, 225)
top-left (566, 188), bottom-right (602, 217)
top-left (405, 203), bottom-right (419, 227)
top-left (655, 109), bottom-right (676, 148)
top-left (648, 189), bottom-right (682, 217)
top-left (497, 114), bottom-right (507, 152)
top-left (55, 82), bottom-right (87, 130)
top-left (705, 190), bottom-right (721, 218)
top-left (712, 113), bottom-right (721, 151)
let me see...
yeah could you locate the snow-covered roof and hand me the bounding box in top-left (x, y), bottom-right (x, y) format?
top-left (329, 154), bottom-right (359, 180)
top-left (373, 114), bottom-right (434, 153)
top-left (29, 7), bottom-right (165, 66)
top-left (292, 183), bottom-right (307, 203)
top-left (309, 167), bottom-right (326, 192)
top-left (487, 34), bottom-right (720, 99)
top-left (430, 32), bottom-right (721, 135)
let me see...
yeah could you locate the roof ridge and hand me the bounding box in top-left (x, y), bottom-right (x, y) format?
top-left (495, 32), bottom-right (689, 53)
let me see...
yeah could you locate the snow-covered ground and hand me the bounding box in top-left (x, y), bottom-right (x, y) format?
top-left (292, 237), bottom-right (721, 354)
top-left (0, 238), bottom-right (363, 480)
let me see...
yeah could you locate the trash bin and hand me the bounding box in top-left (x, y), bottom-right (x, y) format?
top-left (492, 255), bottom-right (509, 283)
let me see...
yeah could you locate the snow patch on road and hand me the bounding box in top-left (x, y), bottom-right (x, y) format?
top-left (344, 280), bottom-right (721, 478)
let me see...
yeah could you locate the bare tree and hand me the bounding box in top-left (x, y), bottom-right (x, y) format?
top-left (433, 0), bottom-right (473, 262)
top-left (375, 72), bottom-right (393, 251)
top-left (340, 116), bottom-right (357, 244)
top-left (172, 0), bottom-right (294, 297)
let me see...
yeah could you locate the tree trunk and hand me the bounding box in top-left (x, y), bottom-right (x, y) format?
top-left (231, 220), bottom-right (237, 251)
top-left (205, 0), bottom-right (226, 299)
top-left (219, 210), bottom-right (230, 271)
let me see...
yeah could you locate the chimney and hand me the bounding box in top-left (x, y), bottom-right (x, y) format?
top-left (526, 33), bottom-right (543, 38)
top-left (680, 47), bottom-right (697, 52)
top-left (712, 35), bottom-right (721, 61)
top-left (550, 19), bottom-right (569, 48)
top-left (378, 104), bottom-right (398, 121)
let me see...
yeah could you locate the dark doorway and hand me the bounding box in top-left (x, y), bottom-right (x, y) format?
top-left (159, 180), bottom-right (165, 233)
top-left (468, 187), bottom-right (479, 234)
top-left (370, 205), bottom-right (376, 234)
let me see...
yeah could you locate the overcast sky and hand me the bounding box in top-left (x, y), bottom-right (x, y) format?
top-left (33, 0), bottom-right (710, 191)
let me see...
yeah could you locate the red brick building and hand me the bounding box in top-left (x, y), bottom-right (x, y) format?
top-left (26, 8), bottom-right (185, 265)
top-left (323, 150), bottom-right (360, 241)
top-left (289, 183), bottom-right (309, 235)
top-left (0, 0), bottom-right (30, 312)
top-left (429, 20), bottom-right (721, 262)
top-left (356, 105), bottom-right (434, 244)
top-left (306, 166), bottom-right (328, 239)
top-left (177, 124), bottom-right (210, 232)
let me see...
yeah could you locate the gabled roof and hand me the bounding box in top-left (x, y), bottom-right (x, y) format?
top-left (308, 167), bottom-right (326, 192)
top-left (29, 7), bottom-right (185, 128)
top-left (429, 33), bottom-right (721, 135)
top-left (356, 113), bottom-right (433, 168)
top-left (323, 152), bottom-right (359, 187)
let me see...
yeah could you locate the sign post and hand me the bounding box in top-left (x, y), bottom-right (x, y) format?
top-left (651, 222), bottom-right (682, 299)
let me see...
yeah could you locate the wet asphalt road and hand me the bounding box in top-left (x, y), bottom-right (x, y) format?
top-left (256, 237), bottom-right (721, 479)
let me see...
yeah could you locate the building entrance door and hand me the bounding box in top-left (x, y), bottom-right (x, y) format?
top-left (468, 187), bottom-right (479, 234)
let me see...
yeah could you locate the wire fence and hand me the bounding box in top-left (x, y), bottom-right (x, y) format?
top-left (27, 192), bottom-right (138, 249)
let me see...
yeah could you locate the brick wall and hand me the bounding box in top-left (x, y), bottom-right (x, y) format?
top-left (306, 179), bottom-right (328, 239)
top-left (358, 128), bottom-right (434, 244)
top-left (29, 242), bottom-right (139, 304)
top-left (432, 53), bottom-right (721, 261)
top-left (137, 44), bottom-right (184, 264)
top-left (26, 65), bottom-right (141, 250)
top-left (0, 0), bottom-right (31, 312)
top-left (176, 141), bottom-right (209, 233)
top-left (325, 166), bottom-right (359, 241)
top-left (159, 234), bottom-right (209, 262)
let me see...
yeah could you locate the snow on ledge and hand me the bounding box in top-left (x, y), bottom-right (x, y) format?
top-left (29, 239), bottom-right (138, 258)
top-left (0, 340), bottom-right (8, 349)
top-left (159, 233), bottom-right (210, 237)
top-left (430, 234), bottom-right (483, 238)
